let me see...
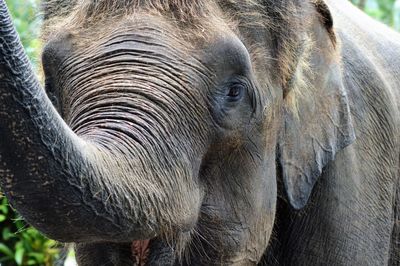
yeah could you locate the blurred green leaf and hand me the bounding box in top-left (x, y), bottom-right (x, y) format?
top-left (0, 214), bottom-right (7, 222)
top-left (15, 248), bottom-right (25, 265)
top-left (29, 252), bottom-right (45, 262)
top-left (3, 227), bottom-right (15, 241)
top-left (0, 243), bottom-right (14, 258)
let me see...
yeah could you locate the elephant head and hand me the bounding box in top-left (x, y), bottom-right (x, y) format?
top-left (0, 0), bottom-right (355, 264)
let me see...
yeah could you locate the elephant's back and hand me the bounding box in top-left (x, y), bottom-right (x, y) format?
top-left (326, 0), bottom-right (400, 133)
top-left (327, 0), bottom-right (400, 112)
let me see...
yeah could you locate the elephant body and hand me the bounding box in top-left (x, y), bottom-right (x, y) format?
top-left (265, 1), bottom-right (400, 265)
top-left (0, 0), bottom-right (398, 265)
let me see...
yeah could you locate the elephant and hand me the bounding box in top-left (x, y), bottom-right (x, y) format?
top-left (0, 0), bottom-right (398, 265)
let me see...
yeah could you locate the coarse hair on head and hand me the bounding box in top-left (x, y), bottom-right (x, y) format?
top-left (40, 0), bottom-right (336, 113)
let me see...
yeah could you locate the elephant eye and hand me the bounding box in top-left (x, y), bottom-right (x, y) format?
top-left (226, 83), bottom-right (245, 102)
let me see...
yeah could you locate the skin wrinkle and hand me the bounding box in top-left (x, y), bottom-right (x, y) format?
top-left (70, 97), bottom-right (171, 133)
top-left (64, 77), bottom-right (205, 138)
top-left (10, 1), bottom-right (277, 258)
top-left (65, 27), bottom-right (212, 243)
top-left (3, 0), bottom-right (212, 245)
top-left (75, 107), bottom-right (166, 140)
top-left (87, 137), bottom-right (197, 229)
top-left (70, 95), bottom-right (172, 131)
top-left (1, 0), bottom-right (398, 265)
top-left (57, 36), bottom-right (209, 131)
top-left (72, 111), bottom-right (164, 143)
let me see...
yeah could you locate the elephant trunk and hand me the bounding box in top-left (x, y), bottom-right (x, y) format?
top-left (0, 1), bottom-right (202, 243)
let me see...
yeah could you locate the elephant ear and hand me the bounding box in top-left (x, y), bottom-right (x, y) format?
top-left (278, 0), bottom-right (356, 209)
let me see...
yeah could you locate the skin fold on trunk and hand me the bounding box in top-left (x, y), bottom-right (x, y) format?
top-left (0, 0), bottom-right (200, 243)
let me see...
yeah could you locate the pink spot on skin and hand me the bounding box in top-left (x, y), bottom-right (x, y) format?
top-left (132, 239), bottom-right (150, 265)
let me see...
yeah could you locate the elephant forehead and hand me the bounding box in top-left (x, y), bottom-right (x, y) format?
top-left (44, 23), bottom-right (188, 62)
top-left (201, 35), bottom-right (253, 78)
top-left (44, 28), bottom-right (209, 85)
top-left (42, 20), bottom-right (251, 92)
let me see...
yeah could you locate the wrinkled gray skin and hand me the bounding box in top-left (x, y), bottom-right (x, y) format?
top-left (263, 2), bottom-right (400, 265)
top-left (0, 0), bottom-right (398, 265)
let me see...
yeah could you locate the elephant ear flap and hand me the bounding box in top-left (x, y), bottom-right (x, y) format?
top-left (278, 1), bottom-right (356, 210)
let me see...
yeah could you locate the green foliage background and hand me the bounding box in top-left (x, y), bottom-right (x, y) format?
top-left (350, 0), bottom-right (400, 29)
top-left (0, 0), bottom-right (399, 265)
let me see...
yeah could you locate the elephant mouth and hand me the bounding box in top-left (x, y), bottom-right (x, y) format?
top-left (131, 231), bottom-right (190, 265)
top-left (132, 239), bottom-right (151, 265)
